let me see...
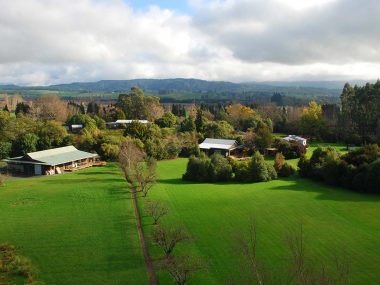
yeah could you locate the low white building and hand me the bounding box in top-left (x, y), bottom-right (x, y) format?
top-left (283, 135), bottom-right (307, 146)
top-left (199, 138), bottom-right (240, 156)
top-left (106, 120), bottom-right (149, 128)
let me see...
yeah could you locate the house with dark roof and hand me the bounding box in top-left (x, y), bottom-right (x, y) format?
top-left (4, 146), bottom-right (99, 176)
top-left (199, 138), bottom-right (240, 156)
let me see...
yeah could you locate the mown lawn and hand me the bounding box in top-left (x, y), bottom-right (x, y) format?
top-left (0, 163), bottom-right (147, 285)
top-left (142, 157), bottom-right (380, 285)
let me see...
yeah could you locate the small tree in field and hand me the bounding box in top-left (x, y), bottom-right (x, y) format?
top-left (0, 174), bottom-right (5, 187)
top-left (274, 152), bottom-right (285, 173)
top-left (152, 225), bottom-right (190, 257)
top-left (144, 200), bottom-right (169, 225)
top-left (119, 141), bottom-right (157, 197)
top-left (157, 254), bottom-right (204, 285)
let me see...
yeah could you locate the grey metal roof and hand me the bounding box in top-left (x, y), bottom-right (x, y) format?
top-left (199, 138), bottom-right (237, 150)
top-left (7, 146), bottom-right (98, 166)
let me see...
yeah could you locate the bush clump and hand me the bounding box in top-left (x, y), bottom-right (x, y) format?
top-left (184, 151), bottom-right (277, 183)
top-left (298, 144), bottom-right (380, 193)
top-left (274, 139), bottom-right (306, 159)
top-left (274, 153), bottom-right (295, 177)
top-left (183, 152), bottom-right (232, 182)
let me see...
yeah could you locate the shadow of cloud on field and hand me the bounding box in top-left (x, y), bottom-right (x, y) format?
top-left (271, 177), bottom-right (380, 202)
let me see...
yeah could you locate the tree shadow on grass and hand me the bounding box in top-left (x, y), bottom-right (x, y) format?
top-left (107, 186), bottom-right (131, 200)
top-left (41, 178), bottom-right (123, 185)
top-left (106, 215), bottom-right (147, 271)
top-left (270, 177), bottom-right (380, 202)
top-left (158, 178), bottom-right (267, 187)
top-left (159, 177), bottom-right (380, 202)
top-left (75, 171), bottom-right (120, 176)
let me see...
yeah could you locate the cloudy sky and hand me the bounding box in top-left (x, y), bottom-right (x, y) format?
top-left (0, 0), bottom-right (379, 85)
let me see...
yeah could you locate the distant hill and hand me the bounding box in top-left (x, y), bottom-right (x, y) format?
top-left (46, 78), bottom-right (242, 93)
top-left (1, 78), bottom-right (349, 93)
top-left (2, 78), bottom-right (372, 103)
top-left (257, 80), bottom-right (376, 89)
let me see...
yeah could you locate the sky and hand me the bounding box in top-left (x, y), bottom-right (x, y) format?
top-left (0, 0), bottom-right (379, 86)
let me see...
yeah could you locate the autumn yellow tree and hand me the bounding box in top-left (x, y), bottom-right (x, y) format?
top-left (300, 101), bottom-right (325, 139)
top-left (226, 103), bottom-right (256, 130)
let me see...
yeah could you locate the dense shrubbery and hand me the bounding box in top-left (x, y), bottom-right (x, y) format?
top-left (274, 139), bottom-right (306, 159)
top-left (249, 151), bottom-right (277, 182)
top-left (0, 141), bottom-right (12, 159)
top-left (155, 112), bottom-right (177, 128)
top-left (184, 151), bottom-right (276, 183)
top-left (298, 145), bottom-right (380, 193)
top-left (183, 152), bottom-right (232, 182)
top-left (273, 152), bottom-right (295, 177)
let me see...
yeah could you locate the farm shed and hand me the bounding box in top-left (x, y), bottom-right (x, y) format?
top-left (283, 135), bottom-right (307, 146)
top-left (199, 138), bottom-right (240, 156)
top-left (4, 146), bottom-right (99, 176)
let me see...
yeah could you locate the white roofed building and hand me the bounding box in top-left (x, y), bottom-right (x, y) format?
top-left (283, 135), bottom-right (307, 146)
top-left (199, 138), bottom-right (240, 156)
top-left (4, 146), bottom-right (99, 176)
top-left (106, 120), bottom-right (149, 128)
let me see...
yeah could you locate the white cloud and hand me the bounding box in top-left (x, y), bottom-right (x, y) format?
top-left (0, 0), bottom-right (378, 85)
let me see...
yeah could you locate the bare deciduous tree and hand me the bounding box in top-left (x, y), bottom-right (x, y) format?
top-left (286, 225), bottom-right (349, 285)
top-left (32, 95), bottom-right (68, 122)
top-left (156, 254), bottom-right (204, 285)
top-left (144, 200), bottom-right (169, 225)
top-left (236, 222), bottom-right (268, 285)
top-left (235, 222), bottom-right (350, 285)
top-left (152, 225), bottom-right (190, 257)
top-left (119, 141), bottom-right (157, 197)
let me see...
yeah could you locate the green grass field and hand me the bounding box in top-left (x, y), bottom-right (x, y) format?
top-left (0, 164), bottom-right (147, 285)
top-left (1, 143), bottom-right (379, 284)
top-left (142, 156), bottom-right (380, 284)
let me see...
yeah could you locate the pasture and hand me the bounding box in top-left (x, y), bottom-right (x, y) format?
top-left (0, 164), bottom-right (147, 285)
top-left (143, 157), bottom-right (380, 284)
top-left (1, 143), bottom-right (379, 284)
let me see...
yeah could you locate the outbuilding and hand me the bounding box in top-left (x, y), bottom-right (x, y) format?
top-left (199, 138), bottom-right (240, 156)
top-left (4, 146), bottom-right (99, 176)
top-left (106, 119), bottom-right (149, 128)
top-left (283, 135), bottom-right (307, 146)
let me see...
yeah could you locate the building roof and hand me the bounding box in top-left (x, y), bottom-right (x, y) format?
top-left (70, 124), bottom-right (83, 128)
top-left (283, 135), bottom-right (306, 141)
top-left (6, 146), bottom-right (98, 166)
top-left (199, 138), bottom-right (238, 150)
top-left (114, 120), bottom-right (149, 124)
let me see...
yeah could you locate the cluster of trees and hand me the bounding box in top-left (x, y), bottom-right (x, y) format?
top-left (340, 82), bottom-right (380, 144)
top-left (182, 153), bottom-right (233, 182)
top-left (298, 145), bottom-right (380, 193)
top-left (274, 152), bottom-right (295, 177)
top-left (183, 151), bottom-right (295, 183)
top-left (273, 138), bottom-right (307, 159)
top-left (0, 111), bottom-right (71, 158)
top-left (262, 81), bottom-right (380, 145)
top-left (231, 152), bottom-right (277, 182)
